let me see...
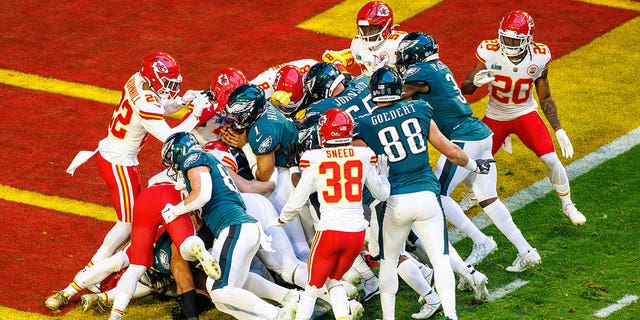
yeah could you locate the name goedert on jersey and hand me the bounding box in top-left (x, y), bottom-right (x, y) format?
top-left (370, 103), bottom-right (417, 126)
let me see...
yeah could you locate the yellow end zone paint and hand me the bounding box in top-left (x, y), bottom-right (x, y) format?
top-left (0, 68), bottom-right (187, 120)
top-left (297, 0), bottom-right (443, 39)
top-left (0, 184), bottom-right (115, 222)
top-left (576, 0), bottom-right (640, 11)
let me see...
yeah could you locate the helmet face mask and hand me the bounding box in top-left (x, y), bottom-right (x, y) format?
top-left (317, 108), bottom-right (354, 147)
top-left (356, 1), bottom-right (394, 50)
top-left (369, 67), bottom-right (403, 103)
top-left (498, 10), bottom-right (534, 57)
top-left (223, 84), bottom-right (267, 131)
top-left (140, 52), bottom-right (182, 99)
top-left (161, 132), bottom-right (201, 180)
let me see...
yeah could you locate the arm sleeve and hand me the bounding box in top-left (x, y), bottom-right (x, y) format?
top-left (143, 112), bottom-right (199, 143)
top-left (364, 156), bottom-right (390, 201)
top-left (279, 164), bottom-right (316, 222)
top-left (171, 171), bottom-right (213, 216)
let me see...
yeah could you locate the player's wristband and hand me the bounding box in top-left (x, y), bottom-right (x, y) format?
top-left (289, 166), bottom-right (300, 174)
top-left (463, 159), bottom-right (478, 173)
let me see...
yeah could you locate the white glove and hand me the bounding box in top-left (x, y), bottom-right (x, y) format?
top-left (181, 89), bottom-right (202, 106)
top-left (377, 154), bottom-right (390, 177)
top-left (473, 69), bottom-right (495, 87)
top-left (555, 129), bottom-right (574, 158)
top-left (191, 93), bottom-right (211, 118)
top-left (501, 135), bottom-right (513, 154)
top-left (266, 217), bottom-right (286, 230)
top-left (161, 203), bottom-right (179, 224)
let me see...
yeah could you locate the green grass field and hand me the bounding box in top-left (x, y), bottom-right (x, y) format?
top-left (319, 145), bottom-right (640, 320)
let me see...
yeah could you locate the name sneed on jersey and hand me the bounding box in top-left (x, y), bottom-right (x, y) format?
top-left (370, 104), bottom-right (417, 125)
top-left (325, 147), bottom-right (355, 159)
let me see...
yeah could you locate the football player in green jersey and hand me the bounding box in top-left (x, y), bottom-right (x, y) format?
top-left (397, 32), bottom-right (541, 273)
top-left (353, 67), bottom-right (494, 320)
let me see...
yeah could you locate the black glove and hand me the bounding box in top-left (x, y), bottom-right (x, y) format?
top-left (474, 159), bottom-right (496, 174)
top-left (286, 140), bottom-right (302, 168)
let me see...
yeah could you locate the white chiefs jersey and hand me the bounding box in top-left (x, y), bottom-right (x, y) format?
top-left (205, 148), bottom-right (239, 173)
top-left (350, 30), bottom-right (407, 77)
top-left (191, 107), bottom-right (225, 146)
top-left (476, 39), bottom-right (552, 121)
top-left (97, 73), bottom-right (198, 166)
top-left (249, 58), bottom-right (318, 98)
top-left (281, 146), bottom-right (390, 232)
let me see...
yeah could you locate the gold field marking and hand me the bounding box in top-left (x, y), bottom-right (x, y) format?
top-left (297, 0), bottom-right (443, 38)
top-left (0, 184), bottom-right (115, 222)
top-left (576, 0), bottom-right (640, 11)
top-left (0, 68), bottom-right (120, 105)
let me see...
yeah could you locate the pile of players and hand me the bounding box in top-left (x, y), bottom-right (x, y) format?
top-left (45, 2), bottom-right (586, 320)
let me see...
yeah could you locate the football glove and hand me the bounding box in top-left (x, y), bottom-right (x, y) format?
top-left (555, 129), bottom-right (574, 158)
top-left (473, 69), bottom-right (495, 87)
top-left (161, 203), bottom-right (179, 224)
top-left (474, 159), bottom-right (495, 174)
top-left (181, 89), bottom-right (202, 106)
top-left (322, 49), bottom-right (354, 67)
top-left (269, 90), bottom-right (292, 107)
top-left (191, 93), bottom-right (211, 118)
top-left (377, 154), bottom-right (390, 177)
top-left (266, 217), bottom-right (286, 230)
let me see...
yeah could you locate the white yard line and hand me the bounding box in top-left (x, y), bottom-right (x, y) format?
top-left (449, 127), bottom-right (640, 244)
top-left (487, 279), bottom-right (529, 302)
top-left (593, 294), bottom-right (638, 318)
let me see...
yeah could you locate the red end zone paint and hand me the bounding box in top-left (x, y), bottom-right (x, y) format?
top-left (0, 200), bottom-right (112, 313)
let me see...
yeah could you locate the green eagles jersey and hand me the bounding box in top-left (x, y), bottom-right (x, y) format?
top-left (304, 76), bottom-right (376, 126)
top-left (179, 150), bottom-right (256, 238)
top-left (247, 104), bottom-right (298, 168)
top-left (404, 61), bottom-right (492, 141)
top-left (354, 99), bottom-right (440, 195)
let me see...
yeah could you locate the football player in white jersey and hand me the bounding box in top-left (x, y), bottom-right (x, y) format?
top-left (460, 10), bottom-right (586, 228)
top-left (323, 1), bottom-right (407, 77)
top-left (250, 59), bottom-right (318, 118)
top-left (271, 108), bottom-right (390, 320)
top-left (65, 52), bottom-right (210, 276)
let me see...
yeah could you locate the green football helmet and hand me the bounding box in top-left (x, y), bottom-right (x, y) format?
top-left (161, 132), bottom-right (201, 179)
top-left (223, 84), bottom-right (267, 131)
top-left (395, 31), bottom-right (440, 76)
top-left (302, 62), bottom-right (345, 106)
top-left (369, 67), bottom-right (403, 103)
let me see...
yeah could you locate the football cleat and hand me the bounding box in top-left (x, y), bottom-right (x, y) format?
top-left (363, 276), bottom-right (380, 302)
top-left (190, 243), bottom-right (221, 280)
top-left (348, 299), bottom-right (364, 319)
top-left (458, 192), bottom-right (478, 212)
top-left (411, 301), bottom-right (443, 319)
top-left (562, 203), bottom-right (586, 225)
top-left (80, 293), bottom-right (111, 313)
top-left (464, 236), bottom-right (498, 266)
top-left (506, 248), bottom-right (541, 272)
top-left (44, 291), bottom-right (70, 311)
top-left (457, 269), bottom-right (489, 302)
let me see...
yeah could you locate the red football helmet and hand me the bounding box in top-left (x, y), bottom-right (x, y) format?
top-left (498, 10), bottom-right (535, 57)
top-left (203, 140), bottom-right (230, 153)
top-left (140, 52), bottom-right (182, 99)
top-left (273, 64), bottom-right (304, 114)
top-left (317, 108), bottom-right (354, 147)
top-left (356, 1), bottom-right (394, 50)
top-left (210, 67), bottom-right (248, 109)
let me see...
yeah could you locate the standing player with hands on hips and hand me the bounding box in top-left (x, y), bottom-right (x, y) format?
top-left (460, 10), bottom-right (586, 226)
